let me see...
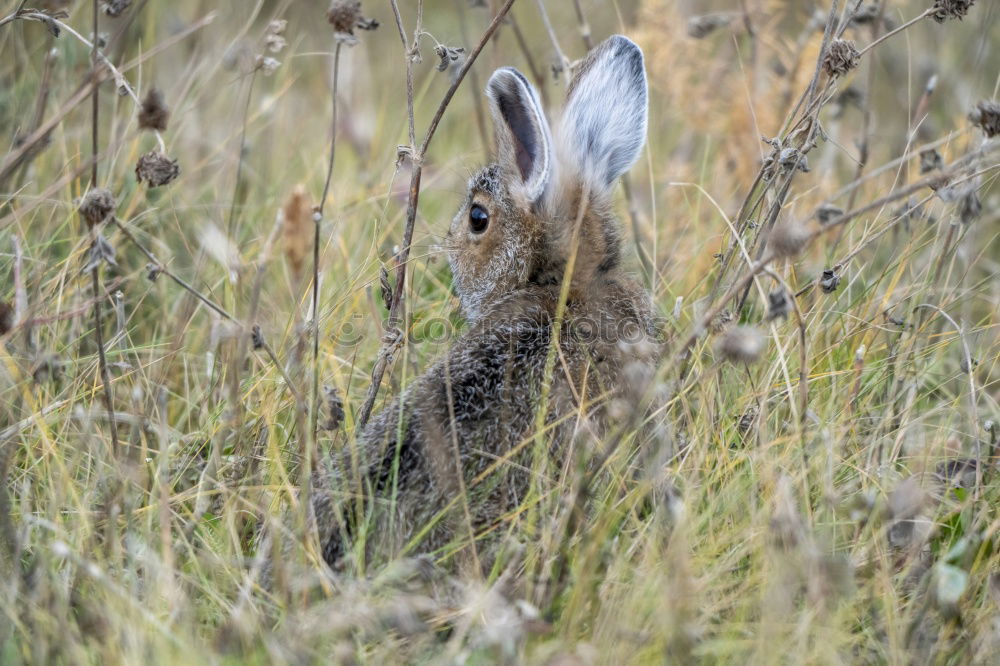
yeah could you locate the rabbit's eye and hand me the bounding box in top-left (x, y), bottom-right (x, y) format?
top-left (469, 204), bottom-right (489, 234)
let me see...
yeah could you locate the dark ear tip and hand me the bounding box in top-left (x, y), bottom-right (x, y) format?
top-left (605, 34), bottom-right (644, 63)
top-left (486, 67), bottom-right (529, 96)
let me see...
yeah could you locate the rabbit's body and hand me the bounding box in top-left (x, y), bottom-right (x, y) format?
top-left (312, 35), bottom-right (657, 569)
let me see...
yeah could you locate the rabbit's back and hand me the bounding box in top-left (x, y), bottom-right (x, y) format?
top-left (316, 282), bottom-right (657, 565)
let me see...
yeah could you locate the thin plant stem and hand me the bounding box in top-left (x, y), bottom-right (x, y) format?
top-left (226, 71), bottom-right (257, 238)
top-left (305, 42), bottom-right (344, 525)
top-left (88, 0), bottom-right (119, 453)
top-left (357, 0), bottom-right (518, 429)
top-left (856, 8), bottom-right (933, 58)
top-left (112, 218), bottom-right (236, 321)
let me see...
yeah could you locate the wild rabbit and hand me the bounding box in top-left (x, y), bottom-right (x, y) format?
top-left (312, 34), bottom-right (660, 570)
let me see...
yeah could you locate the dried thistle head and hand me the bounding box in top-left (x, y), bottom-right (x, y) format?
top-left (138, 87), bottom-right (169, 131)
top-left (78, 187), bottom-right (115, 226)
top-left (820, 268), bottom-right (841, 293)
top-left (931, 0), bottom-right (976, 23)
top-left (957, 188), bottom-right (982, 224)
top-left (434, 44), bottom-right (465, 79)
top-left (322, 385), bottom-right (345, 431)
top-left (0, 301), bottom-right (13, 336)
top-left (709, 309), bottom-right (734, 334)
top-left (766, 289), bottom-right (792, 321)
top-left (717, 325), bottom-right (766, 364)
top-left (327, 1), bottom-right (379, 44)
top-left (769, 221), bottom-right (811, 259)
top-left (282, 185), bottom-right (312, 285)
top-left (919, 148), bottom-right (943, 173)
top-left (816, 203), bottom-right (844, 225)
top-left (822, 39), bottom-right (860, 77)
top-left (32, 353), bottom-right (63, 384)
top-left (135, 151), bottom-right (180, 187)
top-left (969, 100), bottom-right (1000, 138)
top-left (101, 0), bottom-right (131, 17)
top-left (686, 14), bottom-right (733, 39)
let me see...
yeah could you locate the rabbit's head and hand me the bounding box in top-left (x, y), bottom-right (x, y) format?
top-left (448, 35), bottom-right (648, 321)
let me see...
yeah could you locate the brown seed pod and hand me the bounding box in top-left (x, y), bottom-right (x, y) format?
top-left (78, 188), bottom-right (116, 226)
top-left (931, 0), bottom-right (976, 23)
top-left (135, 151), bottom-right (180, 187)
top-left (138, 88), bottom-right (170, 131)
top-left (822, 39), bottom-right (860, 77)
top-left (282, 185), bottom-right (312, 285)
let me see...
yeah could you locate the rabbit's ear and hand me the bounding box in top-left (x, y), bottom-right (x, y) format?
top-left (560, 35), bottom-right (647, 192)
top-left (486, 67), bottom-right (553, 205)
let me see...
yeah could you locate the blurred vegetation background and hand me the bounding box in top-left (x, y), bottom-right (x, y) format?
top-left (1, 0), bottom-right (998, 663)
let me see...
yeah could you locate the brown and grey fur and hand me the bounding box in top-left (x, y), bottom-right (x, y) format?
top-left (311, 35), bottom-right (658, 570)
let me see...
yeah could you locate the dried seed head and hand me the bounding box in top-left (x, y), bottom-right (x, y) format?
top-left (327, 1), bottom-right (378, 44)
top-left (138, 87), bottom-right (170, 131)
top-left (717, 325), bottom-right (766, 364)
top-left (254, 55), bottom-right (280, 75)
top-left (769, 221), bottom-right (811, 258)
top-left (959, 355), bottom-right (978, 373)
top-left (957, 188), bottom-right (982, 224)
top-left (101, 0), bottom-right (131, 17)
top-left (78, 187), bottom-right (116, 226)
top-left (32, 354), bottom-right (62, 384)
top-left (135, 151), bottom-right (180, 187)
top-left (379, 265), bottom-right (393, 309)
top-left (282, 185), bottom-right (312, 285)
top-left (822, 39), bottom-right (860, 77)
top-left (820, 268), bottom-right (841, 293)
top-left (251, 325), bottom-right (265, 350)
top-left (84, 233), bottom-right (117, 273)
top-left (709, 309), bottom-right (734, 334)
top-left (737, 404), bottom-right (758, 434)
top-left (265, 19), bottom-right (288, 53)
top-left (851, 3), bottom-right (890, 27)
top-left (686, 14), bottom-right (733, 39)
top-left (919, 148), bottom-right (943, 173)
top-left (434, 44), bottom-right (465, 77)
top-left (778, 146), bottom-right (809, 173)
top-left (931, 0), bottom-right (976, 23)
top-left (322, 385), bottom-right (345, 431)
top-left (766, 289), bottom-right (792, 321)
top-left (0, 301), bottom-right (13, 336)
top-left (969, 100), bottom-right (1000, 138)
top-left (816, 203), bottom-right (844, 225)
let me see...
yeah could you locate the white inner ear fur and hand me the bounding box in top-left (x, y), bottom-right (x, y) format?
top-left (485, 68), bottom-right (554, 207)
top-left (557, 35), bottom-right (648, 197)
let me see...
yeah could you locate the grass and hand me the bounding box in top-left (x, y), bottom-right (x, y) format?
top-left (1, 0), bottom-right (999, 663)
